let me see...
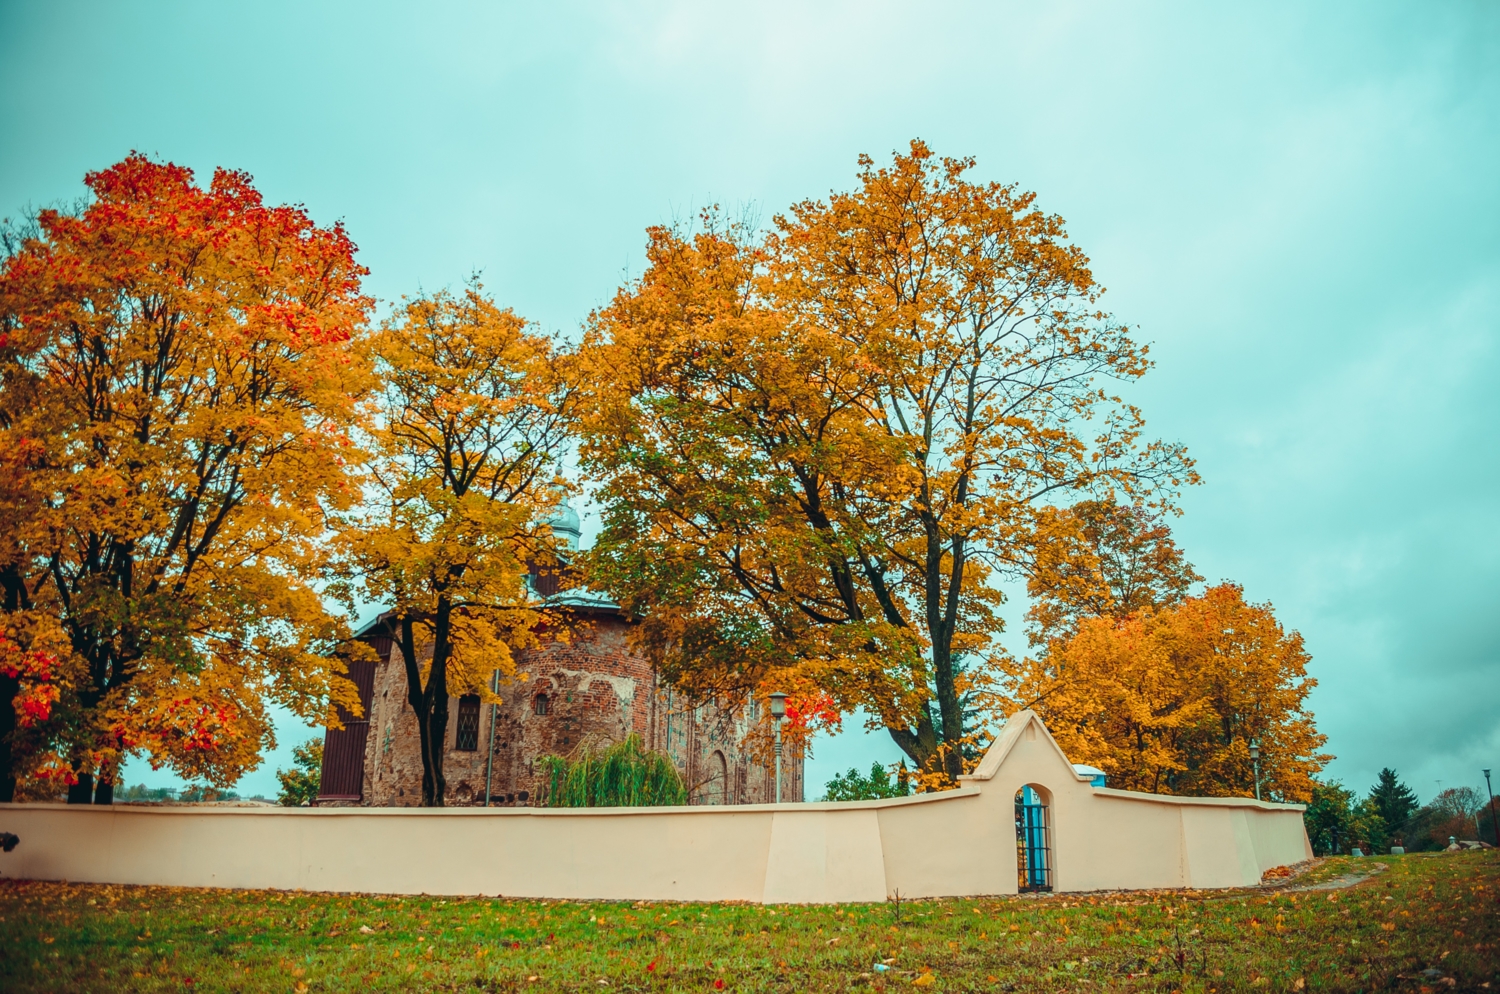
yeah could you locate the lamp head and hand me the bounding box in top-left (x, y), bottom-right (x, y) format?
top-left (768, 691), bottom-right (788, 721)
top-left (1249, 738), bottom-right (1261, 761)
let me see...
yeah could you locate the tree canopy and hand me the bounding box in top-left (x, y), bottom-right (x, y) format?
top-left (341, 281), bottom-right (574, 805)
top-left (0, 146), bottom-right (1330, 809)
top-left (577, 142), bottom-right (1196, 785)
top-left (1002, 583), bottom-right (1328, 800)
top-left (0, 154), bottom-right (372, 801)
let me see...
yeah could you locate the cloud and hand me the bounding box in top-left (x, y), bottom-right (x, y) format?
top-left (4, 0), bottom-right (1496, 802)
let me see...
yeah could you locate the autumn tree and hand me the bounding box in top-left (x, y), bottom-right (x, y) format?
top-left (578, 143), bottom-right (1195, 782)
top-left (576, 217), bottom-right (896, 765)
top-left (1022, 500), bottom-right (1201, 647)
top-left (346, 283), bottom-right (572, 806)
top-left (1002, 583), bottom-right (1328, 800)
top-left (0, 234), bottom-right (59, 800)
top-left (0, 155), bottom-right (372, 802)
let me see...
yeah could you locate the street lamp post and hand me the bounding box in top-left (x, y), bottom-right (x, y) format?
top-left (768, 692), bottom-right (788, 804)
top-left (1484, 769), bottom-right (1497, 848)
top-left (1249, 738), bottom-right (1262, 802)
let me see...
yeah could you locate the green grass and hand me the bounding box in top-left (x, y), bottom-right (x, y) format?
top-left (1, 851), bottom-right (1494, 992)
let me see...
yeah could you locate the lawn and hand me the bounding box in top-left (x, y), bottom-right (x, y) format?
top-left (1, 851), bottom-right (1494, 993)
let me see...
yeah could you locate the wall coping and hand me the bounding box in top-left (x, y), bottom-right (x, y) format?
top-left (0, 788), bottom-right (983, 818)
top-left (1090, 787), bottom-right (1306, 812)
top-left (960, 709), bottom-right (1095, 784)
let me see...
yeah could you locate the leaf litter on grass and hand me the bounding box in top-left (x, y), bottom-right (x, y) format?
top-left (0, 852), bottom-right (1495, 992)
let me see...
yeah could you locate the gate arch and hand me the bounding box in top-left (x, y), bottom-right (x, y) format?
top-left (1015, 783), bottom-right (1053, 892)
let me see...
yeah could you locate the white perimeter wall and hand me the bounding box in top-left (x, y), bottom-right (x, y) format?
top-left (0, 713), bottom-right (1311, 902)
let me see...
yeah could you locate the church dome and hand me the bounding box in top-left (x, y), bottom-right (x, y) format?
top-left (547, 498), bottom-right (581, 552)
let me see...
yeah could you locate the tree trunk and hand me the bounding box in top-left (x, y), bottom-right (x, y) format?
top-left (399, 604), bottom-right (452, 808)
top-left (886, 711), bottom-right (940, 773)
top-left (931, 639), bottom-right (966, 781)
top-left (0, 670), bottom-right (16, 804)
top-left (0, 566), bottom-right (23, 802)
top-left (923, 518), bottom-right (967, 783)
top-left (67, 773), bottom-right (94, 805)
top-left (66, 687), bottom-right (106, 805)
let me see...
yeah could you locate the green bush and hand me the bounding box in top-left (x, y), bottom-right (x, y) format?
top-left (276, 739), bottom-right (323, 806)
top-left (536, 735), bottom-right (686, 807)
top-left (1303, 779), bottom-right (1381, 854)
top-left (823, 761), bottom-right (911, 801)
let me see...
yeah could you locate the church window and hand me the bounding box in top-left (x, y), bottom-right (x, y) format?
top-left (535, 693), bottom-right (549, 716)
top-left (454, 695), bottom-right (480, 751)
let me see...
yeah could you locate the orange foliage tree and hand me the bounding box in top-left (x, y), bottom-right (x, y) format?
top-left (342, 283), bottom-right (574, 806)
top-left (578, 143), bottom-right (1196, 783)
top-left (0, 155), bottom-right (372, 802)
top-left (1022, 500), bottom-right (1202, 647)
top-left (0, 285), bottom-right (57, 799)
top-left (1001, 583), bottom-right (1328, 800)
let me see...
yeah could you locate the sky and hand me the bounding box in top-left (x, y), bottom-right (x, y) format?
top-left (2, 1), bottom-right (1496, 804)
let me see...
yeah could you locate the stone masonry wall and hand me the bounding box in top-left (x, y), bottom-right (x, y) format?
top-left (352, 610), bottom-right (803, 807)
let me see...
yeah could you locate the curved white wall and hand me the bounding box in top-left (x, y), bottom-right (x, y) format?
top-left (0, 713), bottom-right (1310, 901)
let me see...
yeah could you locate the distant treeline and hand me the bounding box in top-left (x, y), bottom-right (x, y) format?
top-left (1306, 768), bottom-right (1495, 854)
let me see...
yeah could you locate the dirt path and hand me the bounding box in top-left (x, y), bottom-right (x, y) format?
top-left (1283, 861), bottom-right (1388, 892)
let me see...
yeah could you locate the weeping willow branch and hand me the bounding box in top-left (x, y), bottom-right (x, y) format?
top-left (535, 734), bottom-right (687, 807)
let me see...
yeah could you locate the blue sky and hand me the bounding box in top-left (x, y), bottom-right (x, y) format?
top-left (2, 1), bottom-right (1496, 803)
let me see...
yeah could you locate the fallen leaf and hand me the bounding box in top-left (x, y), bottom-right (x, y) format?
top-left (913, 975), bottom-right (936, 987)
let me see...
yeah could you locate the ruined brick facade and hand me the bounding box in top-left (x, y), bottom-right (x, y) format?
top-left (320, 602), bottom-right (803, 808)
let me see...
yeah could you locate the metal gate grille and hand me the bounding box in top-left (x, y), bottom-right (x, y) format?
top-left (1016, 785), bottom-right (1052, 892)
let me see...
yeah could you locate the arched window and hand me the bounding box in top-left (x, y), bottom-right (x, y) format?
top-left (1015, 784), bottom-right (1052, 892)
top-left (705, 751), bottom-right (728, 805)
top-left (534, 693), bottom-right (549, 716)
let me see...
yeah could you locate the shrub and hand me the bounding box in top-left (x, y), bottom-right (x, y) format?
top-left (276, 739), bottom-right (323, 806)
top-left (824, 762), bottom-right (911, 801)
top-left (535, 735), bottom-right (686, 807)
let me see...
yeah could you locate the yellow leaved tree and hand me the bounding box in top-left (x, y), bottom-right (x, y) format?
top-left (578, 143), bottom-right (1196, 785)
top-left (0, 154), bottom-right (373, 802)
top-left (345, 282), bottom-right (574, 806)
top-left (1021, 499), bottom-right (1202, 648)
top-left (1003, 582), bottom-right (1329, 800)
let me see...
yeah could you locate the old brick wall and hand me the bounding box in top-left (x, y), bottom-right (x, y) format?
top-left (346, 609), bottom-right (802, 807)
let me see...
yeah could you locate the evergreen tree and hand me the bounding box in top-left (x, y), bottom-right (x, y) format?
top-left (1367, 768), bottom-right (1419, 829)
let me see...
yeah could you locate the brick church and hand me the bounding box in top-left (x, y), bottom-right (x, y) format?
top-left (316, 504), bottom-right (804, 807)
